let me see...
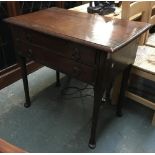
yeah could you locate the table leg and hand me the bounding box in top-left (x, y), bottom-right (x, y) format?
top-left (89, 87), bottom-right (105, 149)
top-left (89, 67), bottom-right (115, 149)
top-left (18, 56), bottom-right (31, 108)
top-left (89, 54), bottom-right (109, 149)
top-left (116, 65), bottom-right (132, 116)
top-left (56, 71), bottom-right (60, 86)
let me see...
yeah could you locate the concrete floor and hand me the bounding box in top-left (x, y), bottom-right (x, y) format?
top-left (0, 67), bottom-right (155, 153)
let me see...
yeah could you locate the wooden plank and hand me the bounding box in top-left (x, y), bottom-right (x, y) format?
top-left (55, 1), bottom-right (65, 8)
top-left (0, 61), bottom-right (42, 90)
top-left (0, 64), bottom-right (19, 76)
top-left (126, 91), bottom-right (155, 110)
top-left (7, 1), bottom-right (20, 17)
top-left (0, 138), bottom-right (26, 153)
top-left (131, 67), bottom-right (155, 82)
top-left (145, 2), bottom-right (155, 47)
top-left (121, 1), bottom-right (131, 20)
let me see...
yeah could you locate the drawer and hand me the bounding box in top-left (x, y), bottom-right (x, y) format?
top-left (16, 42), bottom-right (96, 84)
top-left (13, 26), bottom-right (97, 67)
top-left (68, 43), bottom-right (97, 66)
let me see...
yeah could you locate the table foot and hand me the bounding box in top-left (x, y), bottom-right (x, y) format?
top-left (24, 103), bottom-right (31, 108)
top-left (89, 88), bottom-right (103, 150)
top-left (102, 97), bottom-right (111, 105)
top-left (88, 142), bottom-right (96, 149)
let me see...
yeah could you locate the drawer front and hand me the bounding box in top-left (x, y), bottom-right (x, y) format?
top-left (13, 27), bottom-right (97, 66)
top-left (16, 42), bottom-right (96, 84)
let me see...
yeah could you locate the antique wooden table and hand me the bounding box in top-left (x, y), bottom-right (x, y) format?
top-left (5, 7), bottom-right (151, 149)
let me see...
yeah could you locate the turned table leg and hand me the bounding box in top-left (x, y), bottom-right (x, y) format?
top-left (18, 56), bottom-right (31, 108)
top-left (89, 53), bottom-right (110, 149)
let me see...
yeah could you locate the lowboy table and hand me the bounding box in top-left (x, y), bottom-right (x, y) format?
top-left (5, 7), bottom-right (151, 149)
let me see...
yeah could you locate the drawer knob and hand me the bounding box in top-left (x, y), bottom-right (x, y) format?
top-left (72, 66), bottom-right (81, 77)
top-left (72, 48), bottom-right (80, 61)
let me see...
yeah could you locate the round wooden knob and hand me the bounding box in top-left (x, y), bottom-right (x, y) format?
top-left (72, 47), bottom-right (80, 61)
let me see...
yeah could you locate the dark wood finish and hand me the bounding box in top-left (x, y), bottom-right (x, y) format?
top-left (15, 41), bottom-right (95, 83)
top-left (0, 138), bottom-right (26, 153)
top-left (5, 7), bottom-right (151, 52)
top-left (4, 8), bottom-right (151, 148)
top-left (7, 1), bottom-right (20, 17)
top-left (89, 52), bottom-right (108, 148)
top-left (55, 1), bottom-right (65, 8)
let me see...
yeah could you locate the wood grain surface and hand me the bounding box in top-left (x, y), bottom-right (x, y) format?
top-left (5, 7), bottom-right (151, 52)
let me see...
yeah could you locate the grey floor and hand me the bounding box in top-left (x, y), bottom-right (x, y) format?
top-left (0, 67), bottom-right (155, 153)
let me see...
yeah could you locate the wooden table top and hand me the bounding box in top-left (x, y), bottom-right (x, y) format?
top-left (5, 7), bottom-right (151, 53)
